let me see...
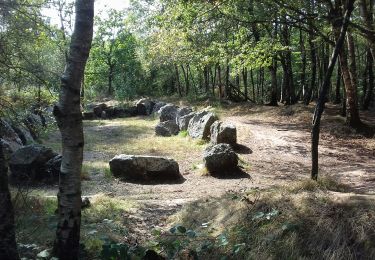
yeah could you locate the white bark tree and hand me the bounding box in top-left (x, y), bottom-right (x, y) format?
top-left (52, 0), bottom-right (94, 259)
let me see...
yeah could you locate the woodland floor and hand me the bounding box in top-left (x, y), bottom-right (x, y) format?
top-left (14, 102), bottom-right (375, 257)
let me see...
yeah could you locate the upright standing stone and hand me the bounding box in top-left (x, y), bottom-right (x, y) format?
top-left (210, 121), bottom-right (237, 145)
top-left (187, 111), bottom-right (218, 140)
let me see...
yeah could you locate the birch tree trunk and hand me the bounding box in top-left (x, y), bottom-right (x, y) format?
top-left (0, 140), bottom-right (19, 260)
top-left (52, 0), bottom-right (94, 259)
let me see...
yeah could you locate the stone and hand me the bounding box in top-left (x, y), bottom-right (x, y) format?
top-left (152, 102), bottom-right (167, 114)
top-left (175, 107), bottom-right (193, 130)
top-left (187, 111), bottom-right (218, 140)
top-left (24, 113), bottom-right (44, 139)
top-left (136, 98), bottom-right (155, 115)
top-left (109, 155), bottom-right (182, 183)
top-left (0, 119), bottom-right (23, 154)
top-left (11, 123), bottom-right (34, 145)
top-left (101, 111), bottom-right (107, 119)
top-left (9, 144), bottom-right (58, 183)
top-left (176, 107), bottom-right (193, 121)
top-left (104, 107), bottom-right (115, 118)
top-left (159, 104), bottom-right (179, 122)
top-left (45, 154), bottom-right (62, 177)
top-left (203, 144), bottom-right (238, 174)
top-left (177, 112), bottom-right (195, 131)
top-left (155, 120), bottom-right (179, 136)
top-left (93, 103), bottom-right (107, 117)
top-left (210, 121), bottom-right (237, 145)
top-left (82, 111), bottom-right (96, 120)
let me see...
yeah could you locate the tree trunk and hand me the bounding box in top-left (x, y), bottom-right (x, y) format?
top-left (341, 31), bottom-right (361, 127)
top-left (108, 65), bottom-right (113, 96)
top-left (204, 66), bottom-right (209, 93)
top-left (281, 18), bottom-right (295, 105)
top-left (0, 140), bottom-right (19, 260)
top-left (52, 1), bottom-right (94, 259)
top-left (218, 64), bottom-right (222, 99)
top-left (363, 50), bottom-right (374, 110)
top-left (175, 64), bottom-right (182, 97)
top-left (268, 60), bottom-right (278, 106)
top-left (311, 0), bottom-right (355, 180)
top-left (181, 65), bottom-right (189, 96)
top-left (300, 28), bottom-right (307, 100)
top-left (359, 0), bottom-right (375, 61)
top-left (304, 31), bottom-right (317, 105)
top-left (242, 67), bottom-right (248, 100)
top-left (334, 63), bottom-right (342, 104)
top-left (250, 69), bottom-right (255, 101)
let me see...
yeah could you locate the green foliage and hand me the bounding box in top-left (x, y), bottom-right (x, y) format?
top-left (101, 241), bottom-right (146, 260)
top-left (85, 9), bottom-right (147, 100)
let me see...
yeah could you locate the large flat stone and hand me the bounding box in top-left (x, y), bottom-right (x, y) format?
top-left (109, 155), bottom-right (183, 184)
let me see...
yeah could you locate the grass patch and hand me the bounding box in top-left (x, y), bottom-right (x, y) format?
top-left (152, 182), bottom-right (375, 259)
top-left (13, 192), bottom-right (138, 259)
top-left (179, 130), bottom-right (188, 137)
top-left (290, 176), bottom-right (351, 193)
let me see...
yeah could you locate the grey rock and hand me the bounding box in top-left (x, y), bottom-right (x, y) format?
top-left (24, 113), bottom-right (44, 139)
top-left (0, 119), bottom-right (23, 155)
top-left (155, 120), bottom-right (179, 137)
top-left (187, 111), bottom-right (218, 140)
top-left (152, 102), bottom-right (167, 114)
top-left (11, 123), bottom-right (34, 145)
top-left (109, 155), bottom-right (183, 183)
top-left (9, 144), bottom-right (58, 183)
top-left (175, 106), bottom-right (193, 129)
top-left (45, 154), bottom-right (62, 176)
top-left (177, 112), bottom-right (196, 131)
top-left (82, 111), bottom-right (96, 120)
top-left (203, 143), bottom-right (238, 173)
top-left (101, 111), bottom-right (107, 119)
top-left (136, 98), bottom-right (155, 115)
top-left (159, 104), bottom-right (179, 122)
top-left (93, 103), bottom-right (107, 118)
top-left (210, 121), bottom-right (237, 145)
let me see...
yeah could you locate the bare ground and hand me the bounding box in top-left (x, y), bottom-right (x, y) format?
top-left (41, 103), bottom-right (375, 243)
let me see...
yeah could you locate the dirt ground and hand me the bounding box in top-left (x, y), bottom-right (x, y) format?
top-left (41, 102), bottom-right (375, 242)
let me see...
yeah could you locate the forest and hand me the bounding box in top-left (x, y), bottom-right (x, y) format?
top-left (0, 0), bottom-right (374, 259)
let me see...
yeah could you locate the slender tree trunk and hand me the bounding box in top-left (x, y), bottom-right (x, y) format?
top-left (0, 140), bottom-right (19, 260)
top-left (218, 64), bottom-right (222, 99)
top-left (52, 1), bottom-right (94, 259)
top-left (250, 69), bottom-right (255, 101)
top-left (108, 65), bottom-right (114, 96)
top-left (304, 31), bottom-right (317, 105)
top-left (311, 0), bottom-right (354, 180)
top-left (175, 64), bottom-right (182, 97)
top-left (300, 28), bottom-right (307, 100)
top-left (359, 0), bottom-right (375, 61)
top-left (242, 67), bottom-right (248, 100)
top-left (268, 60), bottom-right (278, 106)
top-left (334, 63), bottom-right (342, 104)
top-left (225, 59), bottom-right (230, 99)
top-left (363, 50), bottom-right (374, 109)
top-left (204, 66), bottom-right (209, 93)
top-left (181, 65), bottom-right (189, 96)
top-left (341, 31), bottom-right (361, 127)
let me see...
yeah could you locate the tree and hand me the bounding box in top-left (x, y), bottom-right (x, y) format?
top-left (311, 0), bottom-right (355, 180)
top-left (0, 139), bottom-right (19, 260)
top-left (52, 0), bottom-right (94, 259)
